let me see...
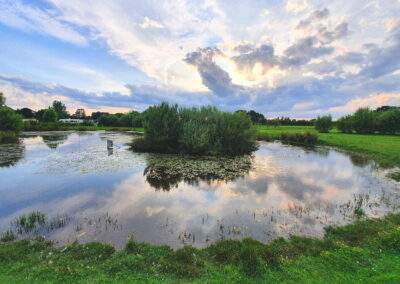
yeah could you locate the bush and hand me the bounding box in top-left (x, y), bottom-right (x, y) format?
top-left (132, 103), bottom-right (257, 156)
top-left (376, 109), bottom-right (400, 134)
top-left (280, 132), bottom-right (318, 146)
top-left (314, 115), bottom-right (333, 133)
top-left (337, 115), bottom-right (354, 133)
top-left (40, 108), bottom-right (58, 123)
top-left (352, 107), bottom-right (376, 134)
top-left (0, 107), bottom-right (23, 131)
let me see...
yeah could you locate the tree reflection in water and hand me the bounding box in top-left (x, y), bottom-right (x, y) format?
top-left (41, 133), bottom-right (70, 149)
top-left (143, 154), bottom-right (253, 191)
top-left (0, 141), bottom-right (25, 167)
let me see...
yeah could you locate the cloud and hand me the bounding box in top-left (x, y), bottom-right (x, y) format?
top-left (184, 48), bottom-right (241, 97)
top-left (285, 0), bottom-right (309, 14)
top-left (297, 8), bottom-right (330, 29)
top-left (282, 36), bottom-right (334, 67)
top-left (139, 17), bottom-right (164, 29)
top-left (0, 0), bottom-right (87, 45)
top-left (329, 92), bottom-right (400, 114)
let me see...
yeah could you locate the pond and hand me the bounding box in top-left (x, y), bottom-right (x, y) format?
top-left (0, 131), bottom-right (399, 248)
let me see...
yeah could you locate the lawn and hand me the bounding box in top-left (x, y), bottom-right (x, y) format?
top-left (1, 214), bottom-right (400, 283)
top-left (255, 125), bottom-right (400, 168)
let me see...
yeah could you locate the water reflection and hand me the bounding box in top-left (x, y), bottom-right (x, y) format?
top-left (41, 133), bottom-right (70, 149)
top-left (143, 154), bottom-right (252, 191)
top-left (0, 131), bottom-right (398, 248)
top-left (0, 142), bottom-right (25, 167)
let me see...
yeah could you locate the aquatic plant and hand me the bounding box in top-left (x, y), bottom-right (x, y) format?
top-left (15, 211), bottom-right (46, 233)
top-left (131, 103), bottom-right (257, 156)
top-left (0, 230), bottom-right (15, 242)
top-left (143, 154), bottom-right (252, 190)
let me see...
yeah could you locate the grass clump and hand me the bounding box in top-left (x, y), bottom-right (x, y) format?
top-left (15, 211), bottom-right (46, 233)
top-left (280, 132), bottom-right (318, 146)
top-left (131, 103), bottom-right (257, 156)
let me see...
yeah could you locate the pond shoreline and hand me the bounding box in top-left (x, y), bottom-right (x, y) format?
top-left (1, 213), bottom-right (399, 282)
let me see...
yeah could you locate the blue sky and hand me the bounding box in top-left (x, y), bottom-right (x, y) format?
top-left (0, 0), bottom-right (399, 117)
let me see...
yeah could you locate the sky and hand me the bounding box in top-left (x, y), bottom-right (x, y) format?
top-left (0, 0), bottom-right (399, 118)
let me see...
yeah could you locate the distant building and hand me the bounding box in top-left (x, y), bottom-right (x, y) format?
top-left (59, 118), bottom-right (84, 124)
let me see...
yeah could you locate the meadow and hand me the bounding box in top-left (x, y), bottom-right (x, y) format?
top-left (256, 125), bottom-right (400, 168)
top-left (1, 213), bottom-right (399, 283)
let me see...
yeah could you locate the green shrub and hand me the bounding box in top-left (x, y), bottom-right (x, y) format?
top-left (352, 107), bottom-right (376, 134)
top-left (40, 108), bottom-right (58, 123)
top-left (132, 103), bottom-right (257, 156)
top-left (142, 103), bottom-right (181, 153)
top-left (280, 132), bottom-right (318, 146)
top-left (0, 107), bottom-right (23, 131)
top-left (162, 246), bottom-right (204, 278)
top-left (337, 115), bottom-right (354, 133)
top-left (376, 109), bottom-right (400, 134)
top-left (314, 115), bottom-right (333, 133)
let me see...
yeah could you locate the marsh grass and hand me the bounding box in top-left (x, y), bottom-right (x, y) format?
top-left (131, 103), bottom-right (257, 156)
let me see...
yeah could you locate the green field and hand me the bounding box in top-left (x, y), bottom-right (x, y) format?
top-left (256, 125), bottom-right (400, 168)
top-left (1, 214), bottom-right (400, 283)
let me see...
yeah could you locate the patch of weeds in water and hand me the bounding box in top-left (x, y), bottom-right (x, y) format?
top-left (0, 230), bottom-right (16, 242)
top-left (14, 211), bottom-right (46, 234)
top-left (387, 171), bottom-right (400, 182)
top-left (143, 154), bottom-right (252, 190)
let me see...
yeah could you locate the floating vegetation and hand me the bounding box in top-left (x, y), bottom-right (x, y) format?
top-left (0, 142), bottom-right (24, 167)
top-left (143, 154), bottom-right (252, 190)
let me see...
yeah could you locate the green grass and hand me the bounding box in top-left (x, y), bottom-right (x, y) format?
top-left (256, 125), bottom-right (400, 168)
top-left (0, 214), bottom-right (400, 283)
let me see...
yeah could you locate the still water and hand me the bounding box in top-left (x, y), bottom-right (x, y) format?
top-left (0, 131), bottom-right (399, 248)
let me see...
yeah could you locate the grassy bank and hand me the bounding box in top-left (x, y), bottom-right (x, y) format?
top-left (256, 125), bottom-right (400, 168)
top-left (0, 214), bottom-right (399, 283)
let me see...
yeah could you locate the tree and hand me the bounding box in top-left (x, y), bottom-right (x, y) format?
top-left (314, 115), bottom-right (333, 133)
top-left (337, 115), bottom-right (354, 133)
top-left (52, 101), bottom-right (68, 119)
top-left (16, 108), bottom-right (35, 119)
top-left (0, 92), bottom-right (5, 107)
top-left (75, 109), bottom-right (86, 119)
top-left (352, 107), bottom-right (376, 134)
top-left (91, 111), bottom-right (109, 121)
top-left (41, 108), bottom-right (58, 123)
top-left (376, 109), bottom-right (400, 134)
top-left (0, 107), bottom-right (23, 131)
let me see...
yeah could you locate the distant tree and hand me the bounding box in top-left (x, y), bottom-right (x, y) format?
top-left (0, 92), bottom-right (5, 106)
top-left (41, 108), bottom-right (58, 123)
top-left (376, 109), bottom-right (400, 134)
top-left (75, 109), bottom-right (86, 119)
top-left (336, 115), bottom-right (354, 133)
top-left (91, 111), bottom-right (109, 121)
top-left (16, 108), bottom-right (35, 119)
top-left (0, 106), bottom-right (23, 131)
top-left (375, 105), bottom-right (399, 112)
top-left (52, 101), bottom-right (68, 119)
top-left (236, 110), bottom-right (266, 124)
top-left (314, 115), bottom-right (333, 133)
top-left (352, 107), bottom-right (376, 134)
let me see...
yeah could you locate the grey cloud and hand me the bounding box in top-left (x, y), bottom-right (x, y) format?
top-left (232, 44), bottom-right (277, 71)
top-left (184, 47), bottom-right (241, 97)
top-left (318, 22), bottom-right (349, 44)
top-left (297, 8), bottom-right (330, 29)
top-left (282, 36), bottom-right (334, 67)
